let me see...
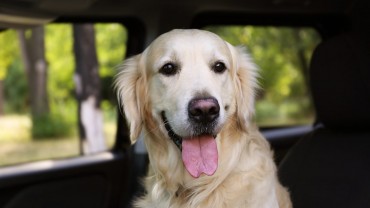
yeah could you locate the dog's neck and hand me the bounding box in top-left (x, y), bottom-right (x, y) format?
top-left (143, 116), bottom-right (250, 193)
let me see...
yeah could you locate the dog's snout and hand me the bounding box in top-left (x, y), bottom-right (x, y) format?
top-left (188, 98), bottom-right (220, 123)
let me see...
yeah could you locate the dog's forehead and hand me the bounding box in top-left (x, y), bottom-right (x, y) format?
top-left (161, 30), bottom-right (223, 44)
top-left (148, 29), bottom-right (228, 56)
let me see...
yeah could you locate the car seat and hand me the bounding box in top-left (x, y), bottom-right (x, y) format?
top-left (278, 31), bottom-right (370, 208)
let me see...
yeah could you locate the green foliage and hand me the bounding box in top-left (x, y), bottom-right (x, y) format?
top-left (30, 23), bottom-right (126, 138)
top-left (0, 30), bottom-right (19, 80)
top-left (3, 59), bottom-right (28, 113)
top-left (205, 26), bottom-right (320, 126)
top-left (95, 24), bottom-right (127, 77)
top-left (95, 24), bottom-right (127, 103)
top-left (31, 110), bottom-right (75, 139)
top-left (0, 23), bottom-right (126, 139)
top-left (0, 30), bottom-right (27, 114)
top-left (45, 24), bottom-right (75, 104)
top-left (0, 30), bottom-right (26, 114)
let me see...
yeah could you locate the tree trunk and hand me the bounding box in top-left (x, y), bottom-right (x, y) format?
top-left (73, 24), bottom-right (106, 154)
top-left (18, 27), bottom-right (49, 117)
top-left (18, 27), bottom-right (49, 138)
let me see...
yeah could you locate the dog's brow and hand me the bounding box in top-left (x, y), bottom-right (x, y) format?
top-left (155, 51), bottom-right (181, 70)
top-left (163, 51), bottom-right (179, 63)
top-left (169, 52), bottom-right (179, 63)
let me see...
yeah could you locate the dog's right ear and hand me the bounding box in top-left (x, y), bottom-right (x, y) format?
top-left (115, 54), bottom-right (146, 144)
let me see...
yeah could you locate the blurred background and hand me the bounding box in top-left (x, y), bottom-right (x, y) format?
top-left (0, 23), bottom-right (320, 166)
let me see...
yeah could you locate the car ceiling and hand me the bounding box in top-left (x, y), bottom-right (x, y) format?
top-left (0, 0), bottom-right (356, 29)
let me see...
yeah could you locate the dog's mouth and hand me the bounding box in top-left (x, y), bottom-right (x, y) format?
top-left (161, 112), bottom-right (183, 150)
top-left (161, 111), bottom-right (218, 178)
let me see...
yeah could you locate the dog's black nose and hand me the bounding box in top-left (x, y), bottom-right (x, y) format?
top-left (188, 97), bottom-right (220, 123)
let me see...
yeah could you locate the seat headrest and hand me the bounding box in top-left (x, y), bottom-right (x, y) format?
top-left (310, 32), bottom-right (370, 131)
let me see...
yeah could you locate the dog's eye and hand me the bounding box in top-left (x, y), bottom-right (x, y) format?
top-left (212, 61), bottom-right (227, 73)
top-left (159, 63), bottom-right (178, 76)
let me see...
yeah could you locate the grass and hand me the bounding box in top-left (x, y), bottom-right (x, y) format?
top-left (1, 137), bottom-right (80, 166)
top-left (0, 114), bottom-right (117, 166)
top-left (0, 115), bottom-right (31, 142)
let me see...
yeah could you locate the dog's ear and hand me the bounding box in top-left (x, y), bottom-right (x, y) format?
top-left (115, 54), bottom-right (146, 144)
top-left (228, 44), bottom-right (259, 132)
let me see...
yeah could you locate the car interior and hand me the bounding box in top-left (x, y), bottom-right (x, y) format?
top-left (0, 0), bottom-right (369, 207)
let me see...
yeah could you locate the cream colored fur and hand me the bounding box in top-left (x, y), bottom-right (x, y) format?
top-left (115, 29), bottom-right (291, 208)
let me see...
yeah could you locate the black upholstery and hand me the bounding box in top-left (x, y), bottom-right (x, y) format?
top-left (278, 32), bottom-right (370, 208)
top-left (310, 32), bottom-right (370, 131)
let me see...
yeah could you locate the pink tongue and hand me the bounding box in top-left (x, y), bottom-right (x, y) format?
top-left (182, 135), bottom-right (218, 178)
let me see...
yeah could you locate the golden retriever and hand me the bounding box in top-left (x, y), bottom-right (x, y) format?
top-left (115, 29), bottom-right (291, 208)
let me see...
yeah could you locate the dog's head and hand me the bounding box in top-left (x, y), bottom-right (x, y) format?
top-left (116, 29), bottom-right (257, 178)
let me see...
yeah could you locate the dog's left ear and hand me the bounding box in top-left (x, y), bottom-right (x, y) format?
top-left (115, 54), bottom-right (146, 144)
top-left (228, 44), bottom-right (259, 132)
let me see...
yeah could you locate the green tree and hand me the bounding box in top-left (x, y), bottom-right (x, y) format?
top-left (45, 24), bottom-right (75, 108)
top-left (95, 23), bottom-right (127, 105)
top-left (0, 30), bottom-right (19, 115)
top-left (205, 26), bottom-right (320, 126)
top-left (1, 23), bottom-right (127, 139)
top-left (95, 23), bottom-right (127, 77)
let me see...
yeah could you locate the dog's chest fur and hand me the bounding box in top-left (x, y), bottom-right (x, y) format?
top-left (134, 127), bottom-right (285, 208)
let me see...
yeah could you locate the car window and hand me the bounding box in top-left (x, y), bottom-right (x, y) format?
top-left (204, 26), bottom-right (321, 127)
top-left (0, 23), bottom-right (127, 166)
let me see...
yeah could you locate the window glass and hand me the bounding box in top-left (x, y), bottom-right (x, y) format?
top-left (204, 26), bottom-right (320, 127)
top-left (0, 23), bottom-right (126, 166)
